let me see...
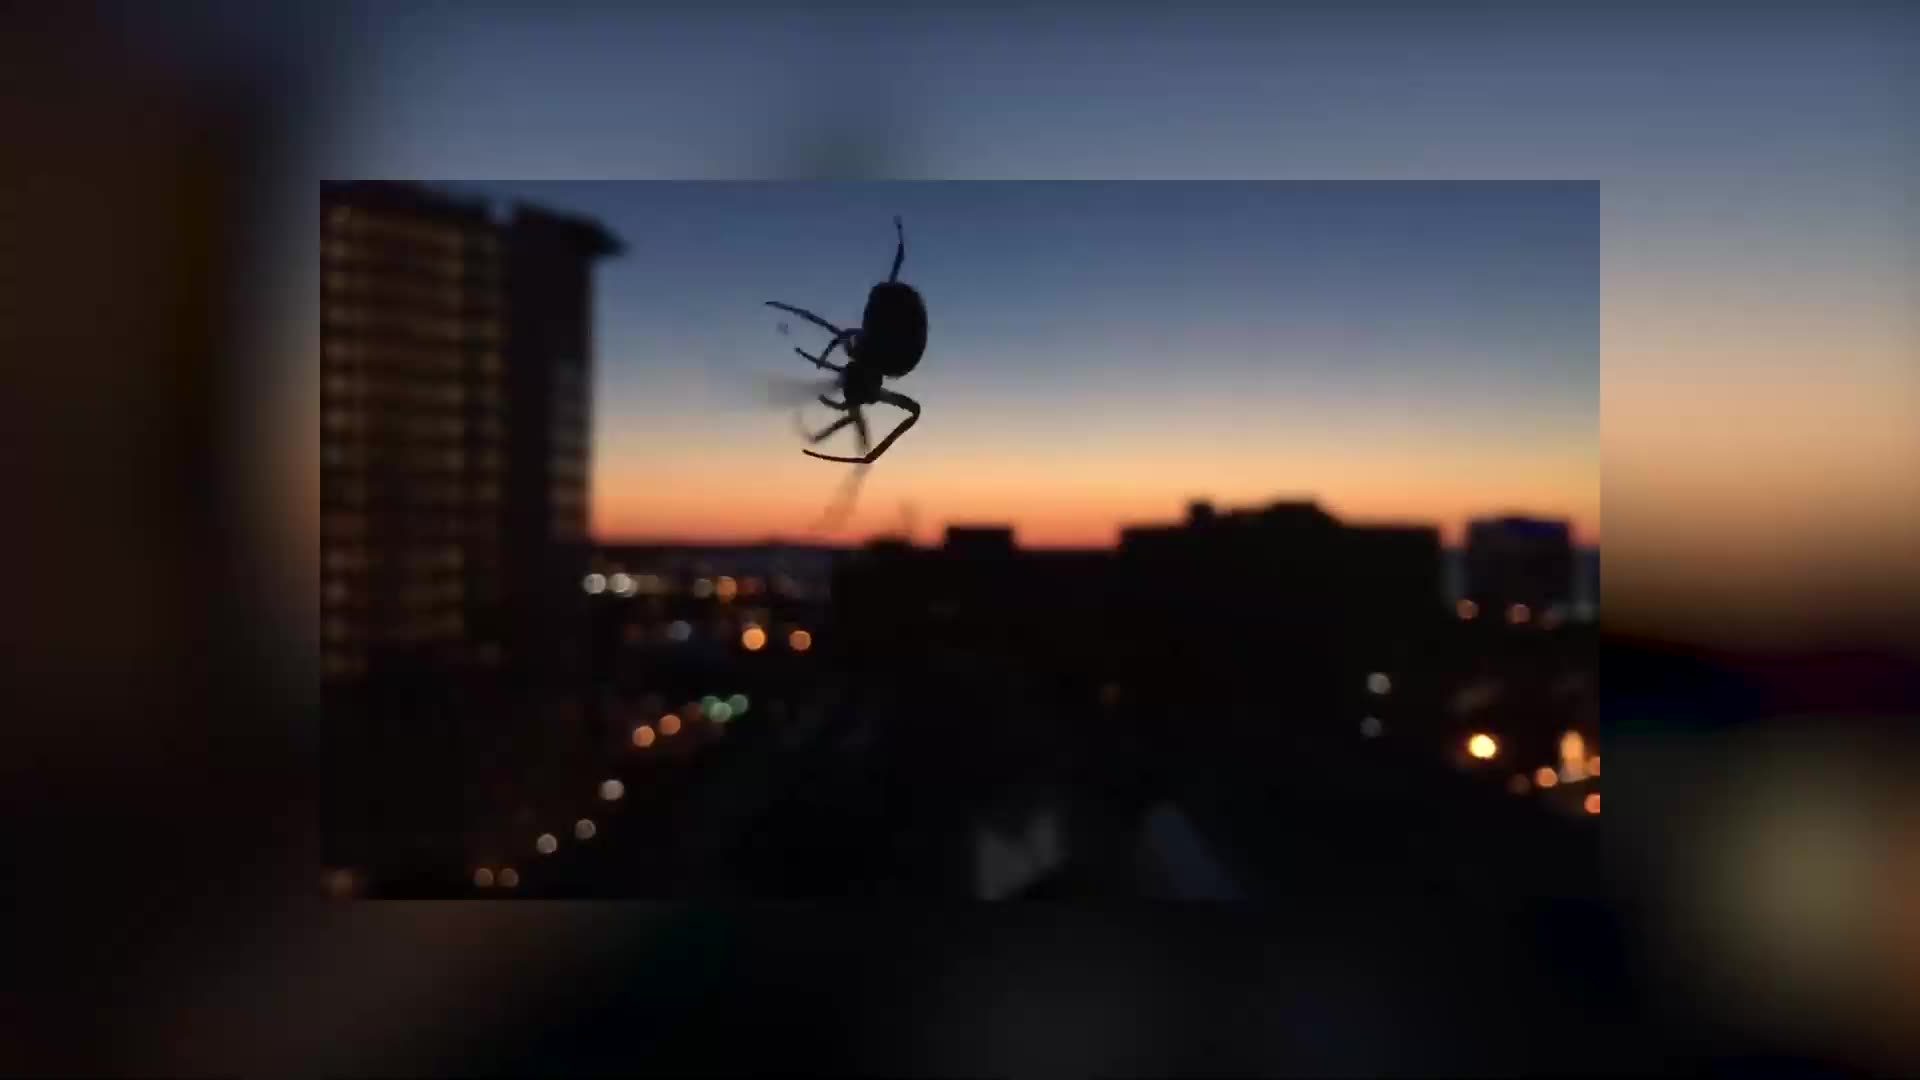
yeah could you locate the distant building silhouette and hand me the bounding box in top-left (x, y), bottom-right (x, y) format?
top-left (1464, 516), bottom-right (1575, 621)
top-left (834, 498), bottom-right (1444, 730)
top-left (320, 181), bottom-right (621, 687)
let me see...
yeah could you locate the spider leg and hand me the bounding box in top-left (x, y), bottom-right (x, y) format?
top-left (766, 301), bottom-right (845, 338)
top-left (888, 215), bottom-right (905, 283)
top-left (803, 412), bottom-right (859, 445)
top-left (794, 346), bottom-right (845, 373)
top-left (817, 395), bottom-right (851, 411)
top-left (795, 328), bottom-right (854, 372)
top-left (803, 389), bottom-right (918, 463)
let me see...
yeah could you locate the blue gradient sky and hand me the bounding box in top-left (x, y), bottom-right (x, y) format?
top-left (440, 181), bottom-right (1597, 545)
top-left (259, 1), bottom-right (1917, 626)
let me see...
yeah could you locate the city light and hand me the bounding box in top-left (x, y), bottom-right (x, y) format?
top-left (474, 867), bottom-right (495, 888)
top-left (610, 572), bottom-right (636, 596)
top-left (536, 833), bottom-right (558, 855)
top-left (582, 573), bottom-right (607, 595)
top-left (575, 818), bottom-right (597, 841)
top-left (741, 625), bottom-right (767, 651)
top-left (1359, 715), bottom-right (1384, 739)
top-left (1367, 672), bottom-right (1392, 695)
top-left (1584, 793), bottom-right (1601, 815)
top-left (1508, 603), bottom-right (1532, 625)
top-left (727, 693), bottom-right (749, 716)
top-left (324, 869), bottom-right (358, 898)
top-left (599, 778), bottom-right (624, 801)
top-left (692, 578), bottom-right (714, 599)
top-left (715, 576), bottom-right (739, 602)
top-left (667, 620), bottom-right (692, 642)
top-left (632, 725), bottom-right (656, 748)
top-left (700, 695), bottom-right (720, 717)
top-left (1507, 773), bottom-right (1531, 795)
top-left (788, 628), bottom-right (813, 652)
top-left (1456, 599), bottom-right (1479, 620)
top-left (498, 868), bottom-right (520, 888)
top-left (1587, 756), bottom-right (1600, 776)
top-left (1534, 766), bottom-right (1558, 789)
top-left (660, 713), bottom-right (682, 736)
top-left (710, 702), bottom-right (734, 723)
top-left (1467, 733), bottom-right (1498, 760)
top-left (1559, 731), bottom-right (1588, 782)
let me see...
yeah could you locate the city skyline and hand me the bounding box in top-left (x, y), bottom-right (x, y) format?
top-left (439, 181), bottom-right (1598, 549)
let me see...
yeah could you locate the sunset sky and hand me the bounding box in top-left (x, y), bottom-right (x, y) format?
top-left (445, 181), bottom-right (1598, 548)
top-left (275, 2), bottom-right (1917, 640)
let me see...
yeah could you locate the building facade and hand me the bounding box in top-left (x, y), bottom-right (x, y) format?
top-left (320, 182), bottom-right (621, 687)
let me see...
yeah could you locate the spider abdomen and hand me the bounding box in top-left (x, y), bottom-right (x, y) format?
top-left (860, 282), bottom-right (927, 378)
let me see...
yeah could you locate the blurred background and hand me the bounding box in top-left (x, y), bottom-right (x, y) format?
top-left (7, 1), bottom-right (1919, 1075)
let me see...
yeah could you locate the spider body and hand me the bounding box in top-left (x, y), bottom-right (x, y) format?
top-left (766, 216), bottom-right (925, 465)
top-left (858, 281), bottom-right (928, 378)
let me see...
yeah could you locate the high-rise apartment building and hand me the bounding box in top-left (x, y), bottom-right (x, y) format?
top-left (320, 182), bottom-right (621, 686)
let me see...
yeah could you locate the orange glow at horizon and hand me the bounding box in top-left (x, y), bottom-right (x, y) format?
top-left (590, 456), bottom-right (1599, 549)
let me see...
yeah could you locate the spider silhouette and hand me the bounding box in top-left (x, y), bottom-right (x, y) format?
top-left (766, 215), bottom-right (925, 464)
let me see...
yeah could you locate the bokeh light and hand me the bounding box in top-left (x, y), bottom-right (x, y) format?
top-left (715, 575), bottom-right (739, 602)
top-left (473, 867), bottom-right (494, 888)
top-left (727, 693), bottom-right (749, 716)
top-left (700, 695), bottom-right (720, 717)
top-left (1559, 730), bottom-right (1588, 782)
top-left (1534, 766), bottom-right (1559, 789)
top-left (691, 577), bottom-right (713, 599)
top-left (741, 625), bottom-right (767, 651)
top-left (1456, 599), bottom-right (1479, 620)
top-left (535, 833), bottom-right (558, 855)
top-left (498, 868), bottom-right (519, 888)
top-left (1359, 715), bottom-right (1384, 739)
top-left (710, 702), bottom-right (733, 723)
top-left (660, 713), bottom-right (682, 736)
top-left (1467, 733), bottom-right (1499, 760)
top-left (575, 818), bottom-right (597, 841)
top-left (599, 778), bottom-right (624, 801)
top-left (1507, 773), bottom-right (1531, 795)
top-left (610, 572), bottom-right (636, 596)
top-left (1584, 793), bottom-right (1601, 815)
top-left (582, 573), bottom-right (607, 595)
top-left (1367, 672), bottom-right (1392, 695)
top-left (667, 619), bottom-right (692, 642)
top-left (632, 725), bottom-right (656, 748)
top-left (1508, 603), bottom-right (1532, 625)
top-left (788, 628), bottom-right (813, 652)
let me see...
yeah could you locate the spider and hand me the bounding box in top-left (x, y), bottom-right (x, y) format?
top-left (766, 215), bottom-right (925, 464)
